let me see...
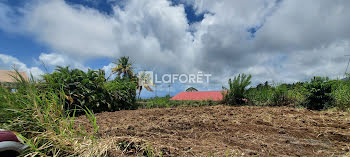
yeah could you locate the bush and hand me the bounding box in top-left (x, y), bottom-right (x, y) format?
top-left (271, 85), bottom-right (291, 106)
top-left (222, 73), bottom-right (252, 105)
top-left (42, 66), bottom-right (137, 114)
top-left (303, 77), bottom-right (334, 110)
top-left (287, 82), bottom-right (307, 106)
top-left (332, 81), bottom-right (350, 111)
top-left (246, 85), bottom-right (273, 106)
top-left (105, 79), bottom-right (137, 110)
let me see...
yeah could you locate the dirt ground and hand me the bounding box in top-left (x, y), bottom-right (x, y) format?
top-left (77, 105), bottom-right (350, 156)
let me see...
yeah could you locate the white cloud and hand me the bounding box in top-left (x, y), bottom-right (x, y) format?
top-left (0, 0), bottom-right (350, 91)
top-left (17, 0), bottom-right (196, 74)
top-left (38, 52), bottom-right (87, 71)
top-left (0, 54), bottom-right (44, 78)
top-left (102, 62), bottom-right (115, 80)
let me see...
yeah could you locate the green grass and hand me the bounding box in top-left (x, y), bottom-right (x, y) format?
top-left (138, 96), bottom-right (218, 109)
top-left (0, 70), bottom-right (105, 156)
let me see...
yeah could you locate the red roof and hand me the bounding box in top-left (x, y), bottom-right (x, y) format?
top-left (170, 91), bottom-right (224, 101)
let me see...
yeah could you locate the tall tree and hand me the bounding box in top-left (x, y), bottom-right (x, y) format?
top-left (111, 56), bottom-right (134, 79)
top-left (186, 87), bottom-right (198, 92)
top-left (137, 71), bottom-right (155, 98)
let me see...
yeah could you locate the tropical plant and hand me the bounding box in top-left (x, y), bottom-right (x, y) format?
top-left (246, 81), bottom-right (275, 106)
top-left (42, 66), bottom-right (112, 113)
top-left (136, 71), bottom-right (155, 98)
top-left (105, 78), bottom-right (138, 110)
top-left (222, 73), bottom-right (252, 105)
top-left (271, 85), bottom-right (291, 106)
top-left (0, 70), bottom-right (103, 156)
top-left (42, 66), bottom-right (137, 113)
top-left (186, 87), bottom-right (198, 92)
top-left (332, 80), bottom-right (350, 111)
top-left (303, 76), bottom-right (334, 110)
top-left (111, 56), bottom-right (134, 79)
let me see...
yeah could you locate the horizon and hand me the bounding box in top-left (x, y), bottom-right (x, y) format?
top-left (1, 0), bottom-right (350, 98)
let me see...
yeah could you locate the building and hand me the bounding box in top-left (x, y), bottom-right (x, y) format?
top-left (0, 70), bottom-right (29, 90)
top-left (170, 91), bottom-right (224, 101)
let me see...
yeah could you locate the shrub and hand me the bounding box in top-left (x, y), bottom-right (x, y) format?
top-left (246, 85), bottom-right (273, 106)
top-left (222, 73), bottom-right (252, 105)
top-left (271, 85), bottom-right (291, 106)
top-left (332, 81), bottom-right (350, 111)
top-left (303, 76), bottom-right (334, 110)
top-left (105, 79), bottom-right (137, 110)
top-left (42, 66), bottom-right (137, 114)
top-left (287, 89), bottom-right (306, 106)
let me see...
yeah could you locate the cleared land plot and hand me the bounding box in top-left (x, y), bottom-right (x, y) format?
top-left (78, 105), bottom-right (350, 156)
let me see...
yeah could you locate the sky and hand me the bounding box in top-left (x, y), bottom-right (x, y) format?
top-left (0, 0), bottom-right (350, 98)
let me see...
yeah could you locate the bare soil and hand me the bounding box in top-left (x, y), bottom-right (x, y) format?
top-left (77, 105), bottom-right (350, 156)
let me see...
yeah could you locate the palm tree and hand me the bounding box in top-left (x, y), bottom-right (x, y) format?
top-left (222, 73), bottom-right (251, 105)
top-left (137, 71), bottom-right (155, 98)
top-left (111, 56), bottom-right (134, 79)
top-left (186, 87), bottom-right (198, 92)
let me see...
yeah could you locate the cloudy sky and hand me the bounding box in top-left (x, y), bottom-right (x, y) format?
top-left (0, 0), bottom-right (350, 97)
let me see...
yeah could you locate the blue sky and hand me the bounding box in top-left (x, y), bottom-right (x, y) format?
top-left (0, 0), bottom-right (349, 98)
top-left (0, 0), bottom-right (210, 98)
top-left (0, 0), bottom-right (205, 67)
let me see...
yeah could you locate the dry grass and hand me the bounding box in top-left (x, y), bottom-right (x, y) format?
top-left (77, 105), bottom-right (350, 156)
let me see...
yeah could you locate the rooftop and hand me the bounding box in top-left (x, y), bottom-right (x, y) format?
top-left (170, 91), bottom-right (224, 101)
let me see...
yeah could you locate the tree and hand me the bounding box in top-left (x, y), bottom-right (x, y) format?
top-left (137, 71), bottom-right (155, 98)
top-left (111, 56), bottom-right (134, 79)
top-left (186, 87), bottom-right (198, 92)
top-left (222, 73), bottom-right (252, 105)
top-left (303, 76), bottom-right (334, 110)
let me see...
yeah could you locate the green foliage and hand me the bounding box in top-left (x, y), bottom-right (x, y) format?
top-left (222, 73), bottom-right (252, 105)
top-left (42, 66), bottom-right (137, 113)
top-left (105, 79), bottom-right (137, 110)
top-left (303, 77), bottom-right (334, 110)
top-left (138, 95), bottom-right (217, 109)
top-left (246, 85), bottom-right (274, 106)
top-left (138, 95), bottom-right (172, 108)
top-left (0, 72), bottom-right (99, 156)
top-left (271, 85), bottom-right (291, 106)
top-left (287, 86), bottom-right (307, 106)
top-left (111, 56), bottom-right (134, 79)
top-left (332, 80), bottom-right (350, 111)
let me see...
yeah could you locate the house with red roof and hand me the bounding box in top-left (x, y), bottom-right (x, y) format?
top-left (170, 91), bottom-right (224, 101)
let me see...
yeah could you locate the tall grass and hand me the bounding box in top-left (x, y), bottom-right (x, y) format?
top-left (332, 80), bottom-right (350, 111)
top-left (0, 70), bottom-right (106, 156)
top-left (246, 86), bottom-right (274, 106)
